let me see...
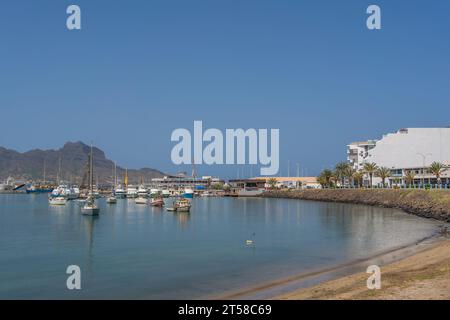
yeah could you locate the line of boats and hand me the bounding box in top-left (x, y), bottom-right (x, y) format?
top-left (49, 195), bottom-right (192, 212)
top-left (48, 144), bottom-right (192, 214)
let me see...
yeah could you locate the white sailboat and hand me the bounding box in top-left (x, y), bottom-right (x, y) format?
top-left (107, 162), bottom-right (117, 204)
top-left (82, 143), bottom-right (100, 216)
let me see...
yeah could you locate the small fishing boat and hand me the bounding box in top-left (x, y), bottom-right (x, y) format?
top-left (175, 198), bottom-right (191, 212)
top-left (150, 197), bottom-right (164, 207)
top-left (135, 196), bottom-right (148, 204)
top-left (106, 196), bottom-right (117, 204)
top-left (49, 196), bottom-right (67, 205)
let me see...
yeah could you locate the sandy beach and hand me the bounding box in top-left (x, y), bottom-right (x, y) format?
top-left (276, 237), bottom-right (450, 300)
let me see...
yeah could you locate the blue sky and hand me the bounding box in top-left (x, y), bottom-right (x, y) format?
top-left (1, 0), bottom-right (449, 178)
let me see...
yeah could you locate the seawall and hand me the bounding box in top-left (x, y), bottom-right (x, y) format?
top-left (262, 189), bottom-right (450, 222)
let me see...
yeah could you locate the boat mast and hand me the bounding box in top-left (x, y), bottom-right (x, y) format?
top-left (90, 143), bottom-right (93, 194)
top-left (57, 155), bottom-right (62, 184)
top-left (43, 158), bottom-right (46, 184)
top-left (114, 161), bottom-right (117, 189)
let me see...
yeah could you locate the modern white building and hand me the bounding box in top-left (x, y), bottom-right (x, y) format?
top-left (348, 128), bottom-right (450, 186)
top-left (347, 140), bottom-right (377, 171)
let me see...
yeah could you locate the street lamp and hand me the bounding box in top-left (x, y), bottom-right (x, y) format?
top-left (416, 153), bottom-right (432, 187)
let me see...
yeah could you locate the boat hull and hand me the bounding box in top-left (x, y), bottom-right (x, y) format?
top-left (82, 208), bottom-right (100, 216)
top-left (135, 198), bottom-right (148, 204)
top-left (150, 200), bottom-right (164, 207)
top-left (49, 200), bottom-right (67, 205)
top-left (26, 189), bottom-right (53, 194)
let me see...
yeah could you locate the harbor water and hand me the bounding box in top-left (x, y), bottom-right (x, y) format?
top-left (0, 194), bottom-right (441, 299)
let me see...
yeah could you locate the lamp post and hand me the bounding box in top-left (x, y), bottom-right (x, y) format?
top-left (416, 153), bottom-right (432, 187)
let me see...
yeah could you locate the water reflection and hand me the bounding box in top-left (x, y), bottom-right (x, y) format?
top-left (174, 212), bottom-right (191, 229)
top-left (82, 215), bottom-right (99, 271)
top-left (0, 194), bottom-right (441, 299)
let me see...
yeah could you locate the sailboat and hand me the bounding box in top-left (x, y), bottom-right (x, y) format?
top-left (107, 162), bottom-right (117, 204)
top-left (81, 143), bottom-right (100, 216)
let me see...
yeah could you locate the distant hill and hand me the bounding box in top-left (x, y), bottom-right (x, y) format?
top-left (0, 141), bottom-right (165, 185)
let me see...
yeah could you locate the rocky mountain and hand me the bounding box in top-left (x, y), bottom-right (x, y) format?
top-left (0, 142), bottom-right (165, 185)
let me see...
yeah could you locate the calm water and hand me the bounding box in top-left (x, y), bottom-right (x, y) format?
top-left (0, 194), bottom-right (440, 299)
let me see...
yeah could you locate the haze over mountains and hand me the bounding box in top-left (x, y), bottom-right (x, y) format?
top-left (0, 141), bottom-right (165, 184)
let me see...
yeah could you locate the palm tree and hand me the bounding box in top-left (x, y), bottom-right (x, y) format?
top-left (335, 162), bottom-right (350, 187)
top-left (344, 166), bottom-right (356, 187)
top-left (267, 178), bottom-right (278, 190)
top-left (318, 169), bottom-right (334, 188)
top-left (404, 170), bottom-right (415, 187)
top-left (353, 170), bottom-right (364, 188)
top-left (363, 162), bottom-right (378, 187)
top-left (429, 162), bottom-right (446, 185)
top-left (375, 167), bottom-right (391, 187)
top-left (317, 175), bottom-right (328, 188)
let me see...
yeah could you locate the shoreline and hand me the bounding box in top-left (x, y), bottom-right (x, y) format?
top-left (262, 189), bottom-right (450, 222)
top-left (222, 190), bottom-right (450, 300)
top-left (276, 237), bottom-right (450, 300)
top-left (213, 231), bottom-right (448, 300)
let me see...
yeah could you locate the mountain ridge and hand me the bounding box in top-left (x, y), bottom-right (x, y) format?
top-left (0, 141), bottom-right (165, 184)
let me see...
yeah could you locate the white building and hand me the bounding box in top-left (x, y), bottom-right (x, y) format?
top-left (348, 128), bottom-right (450, 186)
top-left (347, 140), bottom-right (377, 171)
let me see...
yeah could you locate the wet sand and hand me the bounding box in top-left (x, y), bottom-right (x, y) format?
top-left (213, 234), bottom-right (450, 300)
top-left (276, 237), bottom-right (450, 300)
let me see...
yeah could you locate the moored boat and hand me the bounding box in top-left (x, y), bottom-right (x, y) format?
top-left (175, 198), bottom-right (191, 212)
top-left (150, 188), bottom-right (160, 198)
top-left (115, 185), bottom-right (126, 198)
top-left (26, 184), bottom-right (54, 194)
top-left (81, 143), bottom-right (100, 216)
top-left (135, 196), bottom-right (148, 204)
top-left (49, 196), bottom-right (67, 206)
top-left (161, 189), bottom-right (170, 198)
top-left (106, 196), bottom-right (117, 204)
top-left (82, 195), bottom-right (100, 215)
top-left (127, 185), bottom-right (138, 198)
top-left (138, 185), bottom-right (149, 197)
top-left (107, 162), bottom-right (117, 204)
top-left (150, 197), bottom-right (164, 207)
top-left (183, 188), bottom-right (194, 199)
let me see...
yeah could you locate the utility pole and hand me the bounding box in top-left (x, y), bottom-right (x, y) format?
top-left (417, 153), bottom-right (432, 187)
top-left (287, 160), bottom-right (290, 177)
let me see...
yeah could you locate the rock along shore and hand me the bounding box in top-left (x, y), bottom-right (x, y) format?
top-left (262, 189), bottom-right (450, 222)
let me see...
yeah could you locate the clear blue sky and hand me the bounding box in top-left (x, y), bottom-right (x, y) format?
top-left (1, 0), bottom-right (449, 178)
